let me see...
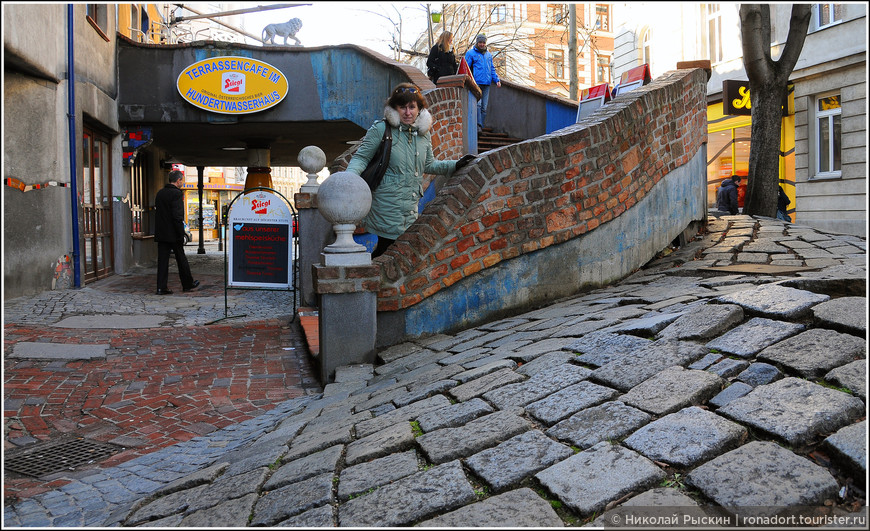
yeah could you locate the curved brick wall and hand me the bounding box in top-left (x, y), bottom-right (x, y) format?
top-left (375, 68), bottom-right (708, 313)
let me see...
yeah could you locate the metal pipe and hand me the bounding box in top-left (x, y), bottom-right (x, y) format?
top-left (67, 4), bottom-right (82, 287)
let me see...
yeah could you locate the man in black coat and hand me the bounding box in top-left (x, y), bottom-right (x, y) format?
top-left (715, 175), bottom-right (741, 215)
top-left (154, 170), bottom-right (198, 295)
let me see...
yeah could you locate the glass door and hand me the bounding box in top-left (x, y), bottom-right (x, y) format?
top-left (82, 128), bottom-right (114, 282)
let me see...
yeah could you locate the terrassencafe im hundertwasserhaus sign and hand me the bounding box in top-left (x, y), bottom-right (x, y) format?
top-left (177, 57), bottom-right (288, 114)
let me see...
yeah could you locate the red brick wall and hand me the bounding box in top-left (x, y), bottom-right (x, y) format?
top-left (376, 68), bottom-right (708, 312)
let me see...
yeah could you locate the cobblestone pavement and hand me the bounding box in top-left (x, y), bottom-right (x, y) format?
top-left (3, 217), bottom-right (868, 527)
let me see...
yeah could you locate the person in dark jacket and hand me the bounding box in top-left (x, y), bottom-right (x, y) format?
top-left (154, 170), bottom-right (198, 294)
top-left (426, 31), bottom-right (458, 84)
top-left (716, 175), bottom-right (741, 215)
top-left (777, 186), bottom-right (790, 221)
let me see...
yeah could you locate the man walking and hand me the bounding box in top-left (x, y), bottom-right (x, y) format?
top-left (464, 34), bottom-right (501, 130)
top-left (154, 170), bottom-right (199, 295)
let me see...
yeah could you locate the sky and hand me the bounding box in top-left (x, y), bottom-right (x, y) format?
top-left (238, 2), bottom-right (434, 57)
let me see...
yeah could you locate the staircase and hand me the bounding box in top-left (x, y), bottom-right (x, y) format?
top-left (477, 127), bottom-right (524, 152)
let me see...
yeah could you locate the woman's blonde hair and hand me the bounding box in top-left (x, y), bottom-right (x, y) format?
top-left (435, 31), bottom-right (453, 52)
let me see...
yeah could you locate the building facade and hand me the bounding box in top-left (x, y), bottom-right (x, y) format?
top-left (612, 2), bottom-right (867, 237)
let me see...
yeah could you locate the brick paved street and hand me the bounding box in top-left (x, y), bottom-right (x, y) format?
top-left (3, 248), bottom-right (321, 504)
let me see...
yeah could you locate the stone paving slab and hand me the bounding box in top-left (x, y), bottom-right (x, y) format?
top-left (535, 442), bottom-right (666, 516)
top-left (618, 366), bottom-right (725, 415)
top-left (564, 331), bottom-right (652, 367)
top-left (715, 284), bottom-right (830, 319)
top-left (823, 420), bottom-right (866, 479)
top-left (757, 328), bottom-right (865, 377)
top-left (811, 296), bottom-right (867, 336)
top-left (345, 421), bottom-right (415, 466)
top-left (448, 367), bottom-right (526, 402)
top-left (275, 504), bottom-right (335, 527)
top-left (656, 303), bottom-right (744, 340)
top-left (705, 317), bottom-right (805, 358)
top-left (590, 339), bottom-right (708, 391)
top-left (416, 410), bottom-right (532, 464)
top-left (337, 450), bottom-right (420, 501)
top-left (464, 430), bottom-right (573, 491)
top-left (250, 472), bottom-right (334, 526)
top-left (589, 487), bottom-right (707, 526)
top-left (52, 315), bottom-right (170, 329)
top-left (179, 492), bottom-right (257, 527)
top-left (546, 401), bottom-right (652, 450)
top-left (353, 395), bottom-right (451, 438)
top-left (525, 381), bottom-right (621, 425)
top-left (264, 445), bottom-right (342, 491)
top-left (685, 441), bottom-right (839, 515)
top-left (718, 378), bottom-right (866, 447)
top-left (337, 461), bottom-right (476, 527)
top-left (623, 406), bottom-right (747, 467)
top-left (416, 487), bottom-right (565, 527)
top-left (482, 364), bottom-right (592, 409)
top-left (415, 397), bottom-right (494, 432)
top-left (824, 359), bottom-right (867, 401)
top-left (9, 342), bottom-right (110, 360)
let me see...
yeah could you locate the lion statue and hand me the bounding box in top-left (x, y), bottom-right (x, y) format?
top-left (262, 18), bottom-right (302, 46)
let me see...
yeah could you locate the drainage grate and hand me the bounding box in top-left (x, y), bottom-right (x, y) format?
top-left (4, 437), bottom-right (124, 478)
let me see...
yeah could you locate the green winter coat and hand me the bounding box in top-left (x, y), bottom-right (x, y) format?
top-left (347, 107), bottom-right (457, 241)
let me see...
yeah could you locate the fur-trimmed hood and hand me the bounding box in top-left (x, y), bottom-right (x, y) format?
top-left (383, 106), bottom-right (433, 135)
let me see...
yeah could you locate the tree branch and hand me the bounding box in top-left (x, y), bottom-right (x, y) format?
top-left (775, 4), bottom-right (812, 78)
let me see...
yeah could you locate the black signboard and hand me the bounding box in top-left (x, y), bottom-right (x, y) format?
top-left (723, 80), bottom-right (793, 117)
top-left (231, 222), bottom-right (290, 285)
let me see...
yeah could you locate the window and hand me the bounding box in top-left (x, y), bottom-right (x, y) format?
top-left (815, 94), bottom-right (842, 177)
top-left (490, 4), bottom-right (508, 23)
top-left (548, 49), bottom-right (566, 80)
top-left (641, 28), bottom-right (652, 66)
top-left (705, 4), bottom-right (723, 63)
top-left (595, 4), bottom-right (610, 31)
top-left (547, 4), bottom-right (568, 25)
top-left (814, 3), bottom-right (843, 29)
top-left (86, 4), bottom-right (109, 41)
top-left (597, 55), bottom-right (612, 84)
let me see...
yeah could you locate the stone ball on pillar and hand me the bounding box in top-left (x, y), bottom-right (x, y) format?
top-left (299, 146), bottom-right (326, 193)
top-left (318, 171), bottom-right (372, 257)
top-left (298, 146), bottom-right (326, 174)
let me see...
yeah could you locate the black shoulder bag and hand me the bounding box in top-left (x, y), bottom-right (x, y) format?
top-left (359, 124), bottom-right (392, 192)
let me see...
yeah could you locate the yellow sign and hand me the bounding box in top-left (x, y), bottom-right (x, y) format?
top-left (177, 57), bottom-right (288, 114)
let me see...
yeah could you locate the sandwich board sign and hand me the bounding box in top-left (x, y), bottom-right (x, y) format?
top-left (227, 189), bottom-right (292, 288)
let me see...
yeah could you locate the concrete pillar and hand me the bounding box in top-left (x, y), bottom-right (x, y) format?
top-left (313, 171), bottom-right (377, 384)
top-left (294, 146), bottom-right (332, 307)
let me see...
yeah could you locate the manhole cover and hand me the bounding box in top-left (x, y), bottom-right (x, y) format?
top-left (4, 437), bottom-right (124, 478)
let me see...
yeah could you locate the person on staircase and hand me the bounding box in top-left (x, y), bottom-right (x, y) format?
top-left (464, 34), bottom-right (501, 131)
top-left (427, 31), bottom-right (458, 84)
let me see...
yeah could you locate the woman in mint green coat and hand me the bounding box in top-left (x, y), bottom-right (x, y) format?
top-left (348, 83), bottom-right (470, 258)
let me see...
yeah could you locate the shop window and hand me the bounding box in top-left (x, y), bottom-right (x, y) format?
top-left (707, 125), bottom-right (751, 207)
top-left (813, 3), bottom-right (843, 30)
top-left (814, 93), bottom-right (842, 178)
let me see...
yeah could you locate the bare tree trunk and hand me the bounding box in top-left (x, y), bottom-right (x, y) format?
top-left (739, 4), bottom-right (810, 217)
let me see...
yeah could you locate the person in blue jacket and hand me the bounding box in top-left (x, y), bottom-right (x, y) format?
top-left (464, 34), bottom-right (501, 130)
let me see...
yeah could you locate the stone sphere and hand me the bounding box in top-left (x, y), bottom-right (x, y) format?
top-left (317, 171), bottom-right (372, 225)
top-left (298, 146), bottom-right (326, 174)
